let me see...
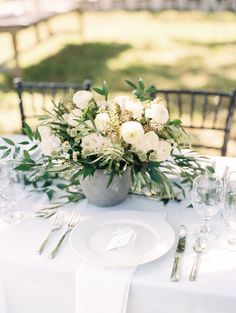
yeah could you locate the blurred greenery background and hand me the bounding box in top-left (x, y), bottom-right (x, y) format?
top-left (0, 10), bottom-right (236, 154)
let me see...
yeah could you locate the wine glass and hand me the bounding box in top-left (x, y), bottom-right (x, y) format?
top-left (192, 174), bottom-right (223, 239)
top-left (0, 161), bottom-right (27, 224)
top-left (0, 160), bottom-right (13, 212)
top-left (222, 171), bottom-right (236, 248)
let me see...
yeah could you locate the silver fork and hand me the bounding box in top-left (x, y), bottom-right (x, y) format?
top-left (36, 211), bottom-right (64, 255)
top-left (49, 210), bottom-right (81, 259)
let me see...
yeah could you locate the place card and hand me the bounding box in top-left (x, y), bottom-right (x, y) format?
top-left (105, 225), bottom-right (137, 251)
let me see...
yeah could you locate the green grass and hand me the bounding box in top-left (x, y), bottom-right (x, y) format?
top-left (0, 10), bottom-right (236, 155)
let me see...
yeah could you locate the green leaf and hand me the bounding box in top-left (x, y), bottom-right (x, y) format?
top-left (146, 85), bottom-right (157, 94)
top-left (18, 141), bottom-right (30, 145)
top-left (93, 87), bottom-right (105, 96)
top-left (125, 80), bottom-right (137, 90)
top-left (14, 164), bottom-right (33, 171)
top-left (169, 119), bottom-right (182, 126)
top-left (2, 137), bottom-right (15, 146)
top-left (106, 172), bottom-right (114, 188)
top-left (34, 127), bottom-right (41, 141)
top-left (1, 149), bottom-right (11, 159)
top-left (42, 181), bottom-right (52, 188)
top-left (0, 146), bottom-right (8, 150)
top-left (149, 168), bottom-right (161, 183)
top-left (23, 150), bottom-right (30, 159)
top-left (23, 158), bottom-right (36, 165)
top-left (70, 171), bottom-right (81, 183)
top-left (206, 166), bottom-right (215, 174)
top-left (28, 144), bottom-right (38, 152)
top-left (138, 78), bottom-right (145, 90)
top-left (82, 166), bottom-right (96, 178)
top-left (57, 183), bottom-right (67, 190)
top-left (13, 146), bottom-right (21, 159)
top-left (23, 123), bottom-right (34, 141)
top-left (46, 189), bottom-right (55, 200)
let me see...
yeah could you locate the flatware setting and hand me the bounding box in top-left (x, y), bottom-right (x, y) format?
top-left (49, 210), bottom-right (82, 259)
top-left (36, 210), bottom-right (82, 259)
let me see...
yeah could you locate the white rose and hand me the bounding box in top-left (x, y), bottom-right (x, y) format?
top-left (113, 96), bottom-right (130, 111)
top-left (38, 125), bottom-right (51, 140)
top-left (41, 135), bottom-right (61, 156)
top-left (73, 90), bottom-right (93, 109)
top-left (125, 100), bottom-right (144, 120)
top-left (155, 140), bottom-right (172, 162)
top-left (68, 109), bottom-right (82, 127)
top-left (135, 131), bottom-right (159, 153)
top-left (81, 133), bottom-right (110, 152)
top-left (120, 121), bottom-right (144, 145)
top-left (94, 113), bottom-right (110, 131)
top-left (145, 103), bottom-right (169, 124)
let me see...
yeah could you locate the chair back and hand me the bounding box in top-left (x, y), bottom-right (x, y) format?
top-left (13, 77), bottom-right (92, 130)
top-left (155, 89), bottom-right (236, 156)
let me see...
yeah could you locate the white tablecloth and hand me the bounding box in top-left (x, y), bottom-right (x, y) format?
top-left (0, 136), bottom-right (236, 313)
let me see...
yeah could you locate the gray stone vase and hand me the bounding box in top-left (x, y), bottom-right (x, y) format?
top-left (80, 168), bottom-right (131, 207)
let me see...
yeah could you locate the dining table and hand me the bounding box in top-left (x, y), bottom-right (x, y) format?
top-left (0, 135), bottom-right (236, 313)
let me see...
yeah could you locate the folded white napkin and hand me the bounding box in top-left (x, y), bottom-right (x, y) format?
top-left (75, 208), bottom-right (167, 313)
top-left (75, 262), bottom-right (137, 313)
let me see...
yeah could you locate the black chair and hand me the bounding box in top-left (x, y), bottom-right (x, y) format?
top-left (13, 77), bottom-right (92, 131)
top-left (155, 89), bottom-right (236, 156)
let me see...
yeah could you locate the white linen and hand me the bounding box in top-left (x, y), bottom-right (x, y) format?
top-left (75, 263), bottom-right (137, 313)
top-left (0, 194), bottom-right (235, 313)
top-left (0, 138), bottom-right (235, 313)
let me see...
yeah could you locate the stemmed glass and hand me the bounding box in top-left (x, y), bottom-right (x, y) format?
top-left (222, 171), bottom-right (236, 248)
top-left (192, 174), bottom-right (223, 239)
top-left (0, 160), bottom-right (27, 224)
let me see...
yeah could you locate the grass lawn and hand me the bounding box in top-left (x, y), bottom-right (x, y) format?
top-left (0, 10), bottom-right (235, 154)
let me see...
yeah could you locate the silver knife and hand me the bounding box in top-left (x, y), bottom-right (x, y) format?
top-left (170, 225), bottom-right (187, 282)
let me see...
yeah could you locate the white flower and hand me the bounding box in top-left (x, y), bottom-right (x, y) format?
top-left (41, 135), bottom-right (61, 156)
top-left (113, 96), bottom-right (129, 110)
top-left (113, 96), bottom-right (144, 119)
top-left (125, 100), bottom-right (144, 120)
top-left (145, 103), bottom-right (169, 124)
top-left (94, 112), bottom-right (110, 131)
top-left (81, 133), bottom-right (111, 153)
top-left (38, 125), bottom-right (51, 140)
top-left (67, 109), bottom-right (82, 127)
top-left (120, 121), bottom-right (144, 145)
top-left (155, 140), bottom-right (172, 162)
top-left (73, 90), bottom-right (93, 109)
top-left (134, 131), bottom-right (159, 154)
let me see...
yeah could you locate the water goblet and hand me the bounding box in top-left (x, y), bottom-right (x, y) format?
top-left (192, 174), bottom-right (223, 239)
top-left (0, 161), bottom-right (27, 224)
top-left (0, 160), bottom-right (13, 212)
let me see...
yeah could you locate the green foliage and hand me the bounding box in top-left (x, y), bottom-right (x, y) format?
top-left (93, 81), bottom-right (109, 101)
top-left (0, 79), bottom-right (211, 217)
top-left (125, 78), bottom-right (158, 101)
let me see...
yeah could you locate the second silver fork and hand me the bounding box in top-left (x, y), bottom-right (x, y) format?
top-left (36, 211), bottom-right (64, 255)
top-left (49, 210), bottom-right (81, 259)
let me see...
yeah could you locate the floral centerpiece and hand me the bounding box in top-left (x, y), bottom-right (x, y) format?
top-left (1, 80), bottom-right (210, 214)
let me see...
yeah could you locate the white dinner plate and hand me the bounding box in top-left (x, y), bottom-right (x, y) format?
top-left (70, 210), bottom-right (175, 267)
